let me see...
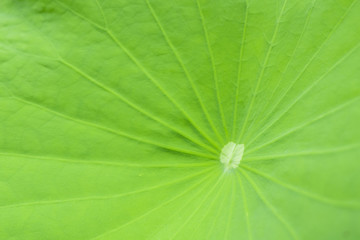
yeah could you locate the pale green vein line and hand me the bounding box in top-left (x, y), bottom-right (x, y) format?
top-left (7, 1), bottom-right (218, 155)
top-left (235, 170), bottom-right (252, 240)
top-left (13, 96), bottom-right (216, 159)
top-left (149, 173), bottom-right (216, 239)
top-left (145, 0), bottom-right (225, 145)
top-left (189, 176), bottom-right (228, 239)
top-left (0, 43), bottom-right (57, 60)
top-left (106, 29), bottom-right (221, 150)
top-left (58, 57), bottom-right (218, 155)
top-left (224, 177), bottom-right (236, 240)
top-left (0, 167), bottom-right (215, 210)
top-left (195, 0), bottom-right (229, 139)
top-left (94, 0), bottom-right (108, 28)
top-left (91, 169), bottom-right (215, 240)
top-left (0, 152), bottom-right (215, 168)
top-left (54, 0), bottom-right (107, 31)
top-left (55, 0), bottom-right (221, 150)
top-left (232, 0), bottom-right (249, 141)
top-left (244, 143), bottom-right (360, 161)
top-left (246, 0), bottom-right (359, 147)
top-left (170, 172), bottom-right (225, 240)
top-left (240, 169), bottom-right (299, 240)
top-left (247, 96), bottom-right (360, 154)
top-left (237, 0), bottom-right (288, 144)
top-left (241, 165), bottom-right (360, 209)
top-left (243, 0), bottom-right (316, 144)
top-left (205, 177), bottom-right (229, 239)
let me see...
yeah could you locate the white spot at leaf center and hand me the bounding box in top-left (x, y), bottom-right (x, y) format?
top-left (220, 142), bottom-right (244, 170)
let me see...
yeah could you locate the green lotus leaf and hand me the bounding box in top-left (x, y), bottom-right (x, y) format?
top-left (1, 0), bottom-right (359, 239)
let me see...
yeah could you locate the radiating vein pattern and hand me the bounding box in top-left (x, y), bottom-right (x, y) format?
top-left (0, 0), bottom-right (359, 239)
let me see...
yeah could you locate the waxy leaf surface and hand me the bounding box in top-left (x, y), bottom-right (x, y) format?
top-left (0, 0), bottom-right (360, 239)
